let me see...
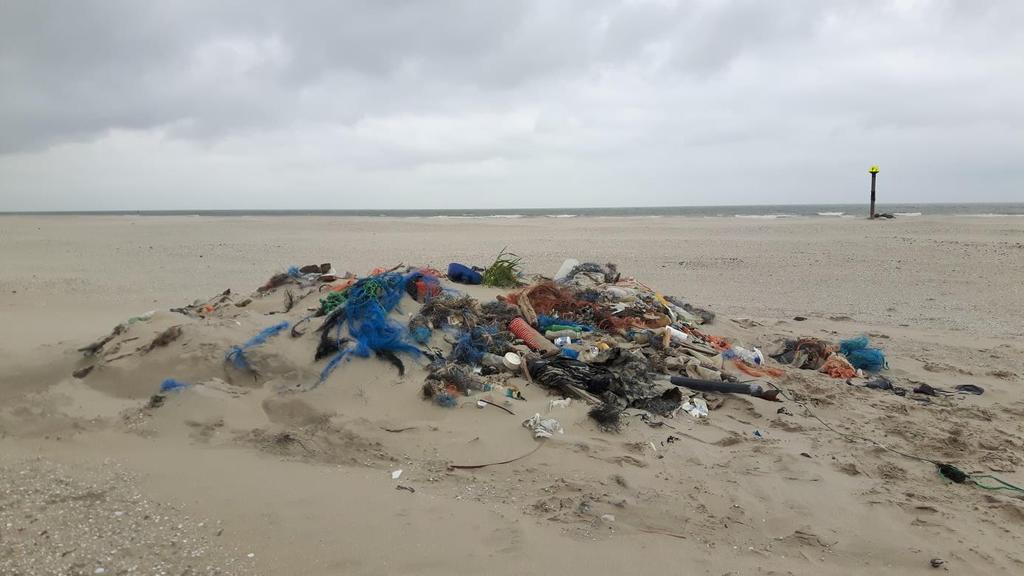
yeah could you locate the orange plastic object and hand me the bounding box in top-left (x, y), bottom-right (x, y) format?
top-left (509, 318), bottom-right (558, 353)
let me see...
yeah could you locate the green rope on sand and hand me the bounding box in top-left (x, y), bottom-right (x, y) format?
top-left (766, 381), bottom-right (1024, 497)
top-left (971, 474), bottom-right (1024, 494)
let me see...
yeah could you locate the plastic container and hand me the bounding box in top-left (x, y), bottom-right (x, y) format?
top-left (553, 336), bottom-right (573, 347)
top-left (502, 352), bottom-right (522, 371)
top-left (509, 318), bottom-right (559, 353)
top-left (447, 263), bottom-right (482, 285)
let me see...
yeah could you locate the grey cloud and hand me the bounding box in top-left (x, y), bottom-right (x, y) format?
top-left (1, 0), bottom-right (838, 152)
top-left (1, 0), bottom-right (1022, 208)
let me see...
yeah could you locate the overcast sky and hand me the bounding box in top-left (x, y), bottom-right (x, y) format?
top-left (1, 0), bottom-right (1021, 210)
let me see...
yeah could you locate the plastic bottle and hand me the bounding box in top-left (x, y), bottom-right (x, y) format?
top-left (545, 329), bottom-right (580, 341)
top-left (723, 346), bottom-right (764, 366)
top-left (481, 353), bottom-right (506, 369)
top-left (659, 326), bottom-right (689, 344)
top-left (553, 336), bottom-right (573, 347)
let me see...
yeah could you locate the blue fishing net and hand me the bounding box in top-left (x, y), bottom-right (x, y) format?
top-left (451, 326), bottom-right (499, 364)
top-left (319, 271), bottom-right (423, 382)
top-left (840, 335), bottom-right (888, 372)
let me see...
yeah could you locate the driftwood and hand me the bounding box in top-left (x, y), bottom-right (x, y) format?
top-left (78, 323), bottom-right (127, 356)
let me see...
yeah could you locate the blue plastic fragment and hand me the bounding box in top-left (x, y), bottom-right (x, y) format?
top-left (160, 378), bottom-right (191, 393)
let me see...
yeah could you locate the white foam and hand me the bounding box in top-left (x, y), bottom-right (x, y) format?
top-left (894, 212), bottom-right (922, 217)
top-left (817, 211), bottom-right (844, 216)
top-left (430, 214), bottom-right (524, 219)
top-left (546, 214), bottom-right (578, 218)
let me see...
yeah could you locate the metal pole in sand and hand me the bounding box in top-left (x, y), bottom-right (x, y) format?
top-left (868, 165), bottom-right (880, 218)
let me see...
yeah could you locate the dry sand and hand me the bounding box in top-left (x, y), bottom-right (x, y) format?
top-left (1, 214), bottom-right (1023, 575)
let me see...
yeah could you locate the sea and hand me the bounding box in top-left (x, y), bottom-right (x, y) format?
top-left (4, 203), bottom-right (1024, 219)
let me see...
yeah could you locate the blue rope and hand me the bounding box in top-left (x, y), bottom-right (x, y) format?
top-left (226, 321), bottom-right (290, 370)
top-left (317, 271), bottom-right (423, 383)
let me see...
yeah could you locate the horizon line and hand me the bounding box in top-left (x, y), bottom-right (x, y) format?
top-left (3, 200), bottom-right (1023, 215)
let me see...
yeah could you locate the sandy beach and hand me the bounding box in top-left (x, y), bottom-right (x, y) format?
top-left (1, 214), bottom-right (1023, 575)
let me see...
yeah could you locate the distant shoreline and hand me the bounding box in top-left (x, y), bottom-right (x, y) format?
top-left (2, 203), bottom-right (1023, 218)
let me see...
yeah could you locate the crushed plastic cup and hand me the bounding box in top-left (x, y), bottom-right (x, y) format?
top-left (523, 413), bottom-right (563, 439)
top-left (391, 469), bottom-right (403, 480)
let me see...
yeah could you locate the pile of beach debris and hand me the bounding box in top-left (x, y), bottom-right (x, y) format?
top-left (73, 253), bottom-right (893, 431)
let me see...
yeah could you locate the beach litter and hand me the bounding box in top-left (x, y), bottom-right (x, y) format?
top-left (63, 249), bottom-right (1019, 515)
top-left (159, 379), bottom-right (191, 394)
top-left (523, 413), bottom-right (564, 439)
top-left (681, 397), bottom-right (709, 418)
top-left (71, 254), bottom-right (951, 438)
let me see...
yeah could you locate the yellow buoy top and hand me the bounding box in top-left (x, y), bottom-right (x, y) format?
top-left (869, 165), bottom-right (880, 174)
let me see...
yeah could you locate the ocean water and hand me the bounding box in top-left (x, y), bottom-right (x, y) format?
top-left (4, 203), bottom-right (1024, 219)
